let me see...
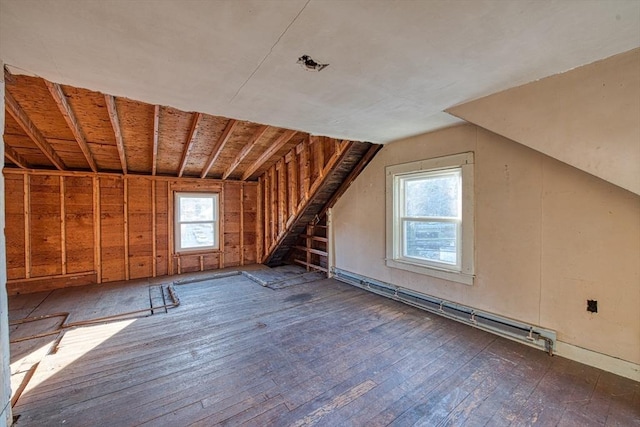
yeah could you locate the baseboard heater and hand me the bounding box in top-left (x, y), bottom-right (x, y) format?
top-left (333, 268), bottom-right (556, 355)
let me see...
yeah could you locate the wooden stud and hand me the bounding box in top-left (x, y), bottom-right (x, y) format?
top-left (200, 119), bottom-right (238, 179)
top-left (242, 129), bottom-right (297, 181)
top-left (199, 255), bottom-right (204, 272)
top-left (306, 225), bottom-right (311, 272)
top-left (45, 81), bottom-right (98, 172)
top-left (270, 166), bottom-right (277, 246)
top-left (105, 94), bottom-right (128, 174)
top-left (23, 174), bottom-right (31, 279)
top-left (168, 184), bottom-right (174, 275)
top-left (177, 112), bottom-right (203, 177)
top-left (4, 145), bottom-right (29, 169)
top-left (152, 105), bottom-right (160, 176)
top-left (177, 255), bottom-right (181, 275)
top-left (93, 176), bottom-right (102, 283)
top-left (313, 136), bottom-right (325, 179)
top-left (123, 178), bottom-right (130, 280)
top-left (219, 185), bottom-right (225, 268)
top-left (152, 180), bottom-right (157, 277)
top-left (240, 182), bottom-right (245, 265)
top-left (263, 175), bottom-right (270, 260)
top-left (286, 148), bottom-right (297, 221)
top-left (5, 90), bottom-right (66, 170)
top-left (277, 160), bottom-right (286, 236)
top-left (256, 177), bottom-right (263, 262)
top-left (60, 176), bottom-right (67, 275)
top-left (300, 138), bottom-right (311, 203)
top-left (222, 125), bottom-right (269, 180)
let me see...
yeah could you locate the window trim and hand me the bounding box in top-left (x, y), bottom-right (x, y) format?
top-left (386, 152), bottom-right (475, 285)
top-left (174, 192), bottom-right (220, 253)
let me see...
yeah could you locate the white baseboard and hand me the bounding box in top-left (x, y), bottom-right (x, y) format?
top-left (555, 341), bottom-right (640, 382)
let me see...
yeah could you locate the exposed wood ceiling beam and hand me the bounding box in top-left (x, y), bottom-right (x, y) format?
top-left (200, 119), bottom-right (238, 179)
top-left (5, 90), bottom-right (66, 170)
top-left (152, 105), bottom-right (160, 176)
top-left (222, 125), bottom-right (269, 180)
top-left (4, 144), bottom-right (29, 169)
top-left (242, 129), bottom-right (297, 181)
top-left (45, 81), bottom-right (98, 172)
top-left (177, 113), bottom-right (203, 177)
top-left (104, 95), bottom-right (127, 174)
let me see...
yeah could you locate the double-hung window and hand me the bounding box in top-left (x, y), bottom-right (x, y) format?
top-left (386, 152), bottom-right (474, 285)
top-left (175, 192), bottom-right (219, 252)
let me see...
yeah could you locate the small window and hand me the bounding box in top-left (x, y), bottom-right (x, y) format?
top-left (386, 152), bottom-right (474, 285)
top-left (175, 193), bottom-right (219, 253)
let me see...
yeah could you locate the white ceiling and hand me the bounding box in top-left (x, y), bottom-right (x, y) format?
top-left (1, 0), bottom-right (639, 143)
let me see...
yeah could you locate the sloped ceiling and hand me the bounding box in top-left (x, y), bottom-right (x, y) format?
top-left (448, 48), bottom-right (640, 195)
top-left (1, 0), bottom-right (639, 144)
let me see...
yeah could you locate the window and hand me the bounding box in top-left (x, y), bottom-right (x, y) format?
top-left (175, 193), bottom-right (219, 252)
top-left (386, 152), bottom-right (474, 285)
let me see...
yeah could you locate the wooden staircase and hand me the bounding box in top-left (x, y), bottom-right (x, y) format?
top-left (257, 138), bottom-right (380, 267)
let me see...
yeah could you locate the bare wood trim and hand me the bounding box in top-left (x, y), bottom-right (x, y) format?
top-left (177, 113), bottom-right (203, 177)
top-left (5, 90), bottom-right (66, 170)
top-left (24, 174), bottom-right (31, 278)
top-left (200, 119), bottom-right (238, 179)
top-left (256, 177), bottom-right (263, 263)
top-left (177, 255), bottom-right (181, 275)
top-left (6, 270), bottom-right (96, 285)
top-left (152, 180), bottom-right (157, 277)
top-left (105, 94), bottom-right (128, 174)
top-left (2, 168), bottom-right (258, 187)
top-left (242, 129), bottom-right (297, 181)
top-left (123, 178), bottom-right (130, 280)
top-left (93, 176), bottom-right (102, 283)
top-left (60, 176), bottom-right (67, 274)
top-left (223, 125), bottom-right (269, 180)
top-left (152, 105), bottom-right (160, 176)
top-left (199, 255), bottom-right (204, 272)
top-left (4, 145), bottom-right (29, 169)
top-left (318, 143), bottom-right (381, 219)
top-left (45, 81), bottom-right (98, 172)
top-left (240, 182), bottom-right (245, 265)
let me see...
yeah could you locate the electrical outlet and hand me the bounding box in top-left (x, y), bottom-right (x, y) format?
top-left (587, 300), bottom-right (598, 313)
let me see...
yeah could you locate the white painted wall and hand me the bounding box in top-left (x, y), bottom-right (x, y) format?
top-left (333, 124), bottom-right (640, 378)
top-left (1, 60), bottom-right (13, 426)
top-left (448, 48), bottom-right (640, 195)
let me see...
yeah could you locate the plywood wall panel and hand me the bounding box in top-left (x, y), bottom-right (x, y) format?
top-left (4, 174), bottom-right (25, 279)
top-left (100, 177), bottom-right (125, 282)
top-left (64, 176), bottom-right (94, 273)
top-left (127, 179), bottom-right (153, 279)
top-left (29, 175), bottom-right (62, 277)
top-left (4, 171), bottom-right (259, 293)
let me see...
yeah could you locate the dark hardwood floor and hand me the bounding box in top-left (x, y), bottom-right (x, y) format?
top-left (8, 267), bottom-right (640, 426)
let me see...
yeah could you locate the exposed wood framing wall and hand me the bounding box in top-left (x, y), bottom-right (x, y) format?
top-left (4, 170), bottom-right (257, 294)
top-left (256, 136), bottom-right (349, 263)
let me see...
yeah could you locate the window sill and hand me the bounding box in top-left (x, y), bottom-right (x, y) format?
top-left (386, 258), bottom-right (474, 286)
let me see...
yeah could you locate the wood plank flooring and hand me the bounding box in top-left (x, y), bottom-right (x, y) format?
top-left (9, 268), bottom-right (640, 426)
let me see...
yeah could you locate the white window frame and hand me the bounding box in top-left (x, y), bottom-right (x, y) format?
top-left (386, 152), bottom-right (474, 285)
top-left (174, 192), bottom-right (219, 253)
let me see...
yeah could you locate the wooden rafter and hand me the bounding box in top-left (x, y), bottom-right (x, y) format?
top-left (5, 90), bottom-right (66, 170)
top-left (4, 144), bottom-right (29, 169)
top-left (318, 143), bottom-right (382, 218)
top-left (152, 105), bottom-right (160, 176)
top-left (242, 129), bottom-right (297, 181)
top-left (104, 95), bottom-right (127, 174)
top-left (45, 81), bottom-right (98, 172)
top-left (222, 125), bottom-right (269, 180)
top-left (200, 119), bottom-right (238, 179)
top-left (178, 113), bottom-right (203, 177)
